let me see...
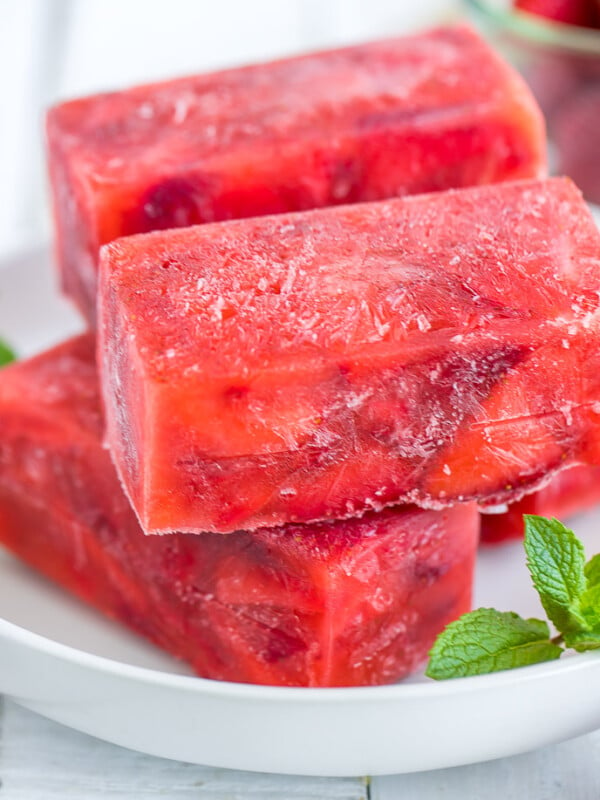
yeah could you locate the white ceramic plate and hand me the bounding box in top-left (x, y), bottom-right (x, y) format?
top-left (2, 247), bottom-right (600, 777)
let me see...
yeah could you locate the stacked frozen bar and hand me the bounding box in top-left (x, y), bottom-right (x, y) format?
top-left (98, 177), bottom-right (600, 536)
top-left (6, 24), bottom-right (599, 687)
top-left (46, 24), bottom-right (545, 324)
top-left (0, 336), bottom-right (478, 686)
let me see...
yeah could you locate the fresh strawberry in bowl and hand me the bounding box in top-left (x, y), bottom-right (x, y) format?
top-left (514, 0), bottom-right (599, 28)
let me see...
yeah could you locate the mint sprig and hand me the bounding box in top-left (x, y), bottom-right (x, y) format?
top-left (427, 515), bottom-right (600, 680)
top-left (0, 338), bottom-right (16, 367)
top-left (426, 609), bottom-right (561, 680)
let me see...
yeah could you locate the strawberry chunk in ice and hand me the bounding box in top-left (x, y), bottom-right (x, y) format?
top-left (0, 336), bottom-right (478, 686)
top-left (47, 25), bottom-right (545, 324)
top-left (99, 177), bottom-right (600, 534)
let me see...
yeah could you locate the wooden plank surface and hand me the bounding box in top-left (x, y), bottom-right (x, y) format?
top-left (374, 732), bottom-right (600, 799)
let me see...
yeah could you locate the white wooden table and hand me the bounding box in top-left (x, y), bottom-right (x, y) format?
top-left (2, 697), bottom-right (600, 798)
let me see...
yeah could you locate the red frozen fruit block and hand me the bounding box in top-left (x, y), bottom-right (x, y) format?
top-left (0, 336), bottom-right (479, 687)
top-left (98, 176), bottom-right (600, 534)
top-left (47, 25), bottom-right (546, 324)
top-left (481, 464), bottom-right (600, 545)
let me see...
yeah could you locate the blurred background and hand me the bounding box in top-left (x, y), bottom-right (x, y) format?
top-left (0, 0), bottom-right (459, 257)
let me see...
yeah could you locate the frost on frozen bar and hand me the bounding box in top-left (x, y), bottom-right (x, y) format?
top-left (0, 336), bottom-right (478, 687)
top-left (99, 177), bottom-right (600, 534)
top-left (47, 24), bottom-right (545, 324)
top-left (481, 465), bottom-right (600, 545)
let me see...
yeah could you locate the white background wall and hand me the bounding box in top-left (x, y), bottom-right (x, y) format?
top-left (0, 0), bottom-right (459, 257)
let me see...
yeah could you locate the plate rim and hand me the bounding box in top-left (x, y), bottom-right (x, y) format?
top-left (3, 614), bottom-right (600, 702)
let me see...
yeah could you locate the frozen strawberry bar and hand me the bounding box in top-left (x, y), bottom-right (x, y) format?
top-left (99, 176), bottom-right (600, 534)
top-left (481, 464), bottom-right (600, 545)
top-left (0, 336), bottom-right (478, 687)
top-left (47, 24), bottom-right (545, 324)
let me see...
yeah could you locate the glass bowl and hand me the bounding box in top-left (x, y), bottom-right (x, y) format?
top-left (464, 0), bottom-right (600, 204)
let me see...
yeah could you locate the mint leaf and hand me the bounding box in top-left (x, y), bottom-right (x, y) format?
top-left (523, 515), bottom-right (587, 634)
top-left (524, 523), bottom-right (600, 651)
top-left (578, 586), bottom-right (600, 631)
top-left (585, 554), bottom-right (600, 589)
top-left (564, 629), bottom-right (600, 652)
top-left (571, 554), bottom-right (600, 633)
top-left (0, 338), bottom-right (15, 367)
top-left (426, 608), bottom-right (562, 680)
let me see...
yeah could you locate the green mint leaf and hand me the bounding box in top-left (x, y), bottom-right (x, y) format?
top-left (584, 554), bottom-right (600, 589)
top-left (523, 515), bottom-right (587, 635)
top-left (426, 608), bottom-right (562, 680)
top-left (572, 555), bottom-right (600, 632)
top-left (564, 629), bottom-right (600, 652)
top-left (579, 583), bottom-right (600, 629)
top-left (0, 338), bottom-right (16, 367)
